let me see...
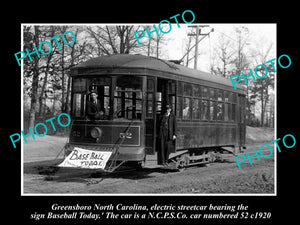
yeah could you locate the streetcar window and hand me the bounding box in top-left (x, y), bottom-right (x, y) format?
top-left (192, 84), bottom-right (201, 120)
top-left (168, 81), bottom-right (176, 94)
top-left (217, 102), bottom-right (224, 120)
top-left (86, 77), bottom-right (111, 120)
top-left (232, 93), bottom-right (237, 103)
top-left (229, 92), bottom-right (237, 103)
top-left (202, 87), bottom-right (209, 99)
top-left (169, 95), bottom-right (176, 115)
top-left (147, 79), bottom-right (154, 92)
top-left (228, 92), bottom-right (237, 122)
top-left (114, 75), bottom-right (143, 121)
top-left (193, 85), bottom-right (201, 97)
top-left (71, 78), bottom-right (87, 119)
top-left (210, 100), bottom-right (217, 121)
top-left (201, 87), bottom-right (209, 121)
top-left (224, 91), bottom-right (229, 102)
top-left (210, 88), bottom-right (216, 100)
top-left (224, 103), bottom-right (229, 121)
top-left (192, 99), bottom-right (201, 120)
top-left (209, 88), bottom-right (217, 121)
top-left (73, 78), bottom-right (86, 92)
top-left (146, 78), bottom-right (155, 118)
top-left (167, 80), bottom-right (176, 114)
top-left (178, 82), bottom-right (183, 95)
top-left (201, 99), bottom-right (209, 120)
top-left (231, 104), bottom-right (236, 121)
top-left (182, 97), bottom-right (191, 120)
top-left (217, 90), bottom-right (224, 121)
top-left (72, 93), bottom-right (83, 117)
top-left (183, 83), bottom-right (192, 96)
top-left (218, 90), bottom-right (224, 101)
top-left (224, 91), bottom-right (230, 121)
top-left (103, 86), bottom-right (110, 116)
top-left (177, 96), bottom-right (182, 119)
top-left (146, 93), bottom-right (154, 118)
top-left (156, 92), bottom-right (162, 113)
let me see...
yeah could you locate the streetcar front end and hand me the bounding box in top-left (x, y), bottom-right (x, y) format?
top-left (66, 70), bottom-right (146, 164)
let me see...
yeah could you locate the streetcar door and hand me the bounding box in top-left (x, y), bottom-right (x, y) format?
top-left (145, 77), bottom-right (156, 155)
top-left (156, 78), bottom-right (177, 156)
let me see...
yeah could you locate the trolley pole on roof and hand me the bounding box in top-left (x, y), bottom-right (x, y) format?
top-left (186, 25), bottom-right (213, 70)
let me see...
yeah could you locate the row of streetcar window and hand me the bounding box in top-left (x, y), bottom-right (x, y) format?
top-left (72, 76), bottom-right (143, 121)
top-left (176, 82), bottom-right (238, 122)
top-left (72, 77), bottom-right (239, 122)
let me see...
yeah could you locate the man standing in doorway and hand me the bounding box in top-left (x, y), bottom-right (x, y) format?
top-left (158, 104), bottom-right (177, 166)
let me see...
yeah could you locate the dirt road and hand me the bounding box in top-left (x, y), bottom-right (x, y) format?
top-left (23, 134), bottom-right (275, 195)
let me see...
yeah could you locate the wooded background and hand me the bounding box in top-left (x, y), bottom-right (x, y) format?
top-left (23, 25), bottom-right (274, 134)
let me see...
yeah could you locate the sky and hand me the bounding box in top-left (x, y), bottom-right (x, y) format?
top-left (161, 23), bottom-right (276, 72)
top-left (21, 23), bottom-right (276, 73)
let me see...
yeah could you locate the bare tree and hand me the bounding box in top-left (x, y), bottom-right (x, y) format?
top-left (38, 26), bottom-right (59, 116)
top-left (23, 25), bottom-right (89, 131)
top-left (86, 25), bottom-right (144, 55)
top-left (210, 35), bottom-right (235, 77)
top-left (139, 25), bottom-right (166, 58)
top-left (234, 26), bottom-right (251, 75)
top-left (250, 41), bottom-right (274, 126)
top-left (24, 26), bottom-right (41, 129)
top-left (217, 36), bottom-right (235, 77)
top-left (59, 26), bottom-right (68, 113)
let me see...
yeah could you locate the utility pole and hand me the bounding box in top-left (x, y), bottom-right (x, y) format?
top-left (185, 25), bottom-right (213, 70)
top-left (194, 26), bottom-right (199, 69)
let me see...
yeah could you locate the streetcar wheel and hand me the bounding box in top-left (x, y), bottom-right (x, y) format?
top-left (176, 155), bottom-right (188, 171)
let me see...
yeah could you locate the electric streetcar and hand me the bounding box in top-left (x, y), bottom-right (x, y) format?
top-left (65, 54), bottom-right (246, 171)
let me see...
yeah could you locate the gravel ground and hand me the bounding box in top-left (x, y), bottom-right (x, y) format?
top-left (23, 132), bottom-right (275, 195)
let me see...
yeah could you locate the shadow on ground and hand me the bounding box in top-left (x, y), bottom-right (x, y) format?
top-left (24, 159), bottom-right (182, 184)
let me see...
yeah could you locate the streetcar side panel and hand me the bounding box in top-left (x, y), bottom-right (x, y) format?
top-left (176, 122), bottom-right (239, 150)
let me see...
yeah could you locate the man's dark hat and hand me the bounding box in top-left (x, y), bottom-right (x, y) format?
top-left (165, 104), bottom-right (171, 109)
top-left (89, 89), bottom-right (98, 94)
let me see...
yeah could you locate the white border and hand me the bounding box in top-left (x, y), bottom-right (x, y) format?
top-left (21, 23), bottom-right (24, 195)
top-left (21, 23), bottom-right (277, 196)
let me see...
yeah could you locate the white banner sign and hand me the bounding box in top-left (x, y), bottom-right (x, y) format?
top-left (58, 147), bottom-right (112, 169)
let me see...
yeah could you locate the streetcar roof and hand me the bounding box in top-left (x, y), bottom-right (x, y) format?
top-left (71, 54), bottom-right (245, 93)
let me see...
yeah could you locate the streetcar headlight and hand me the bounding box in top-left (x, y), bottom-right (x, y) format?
top-left (90, 127), bottom-right (102, 139)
